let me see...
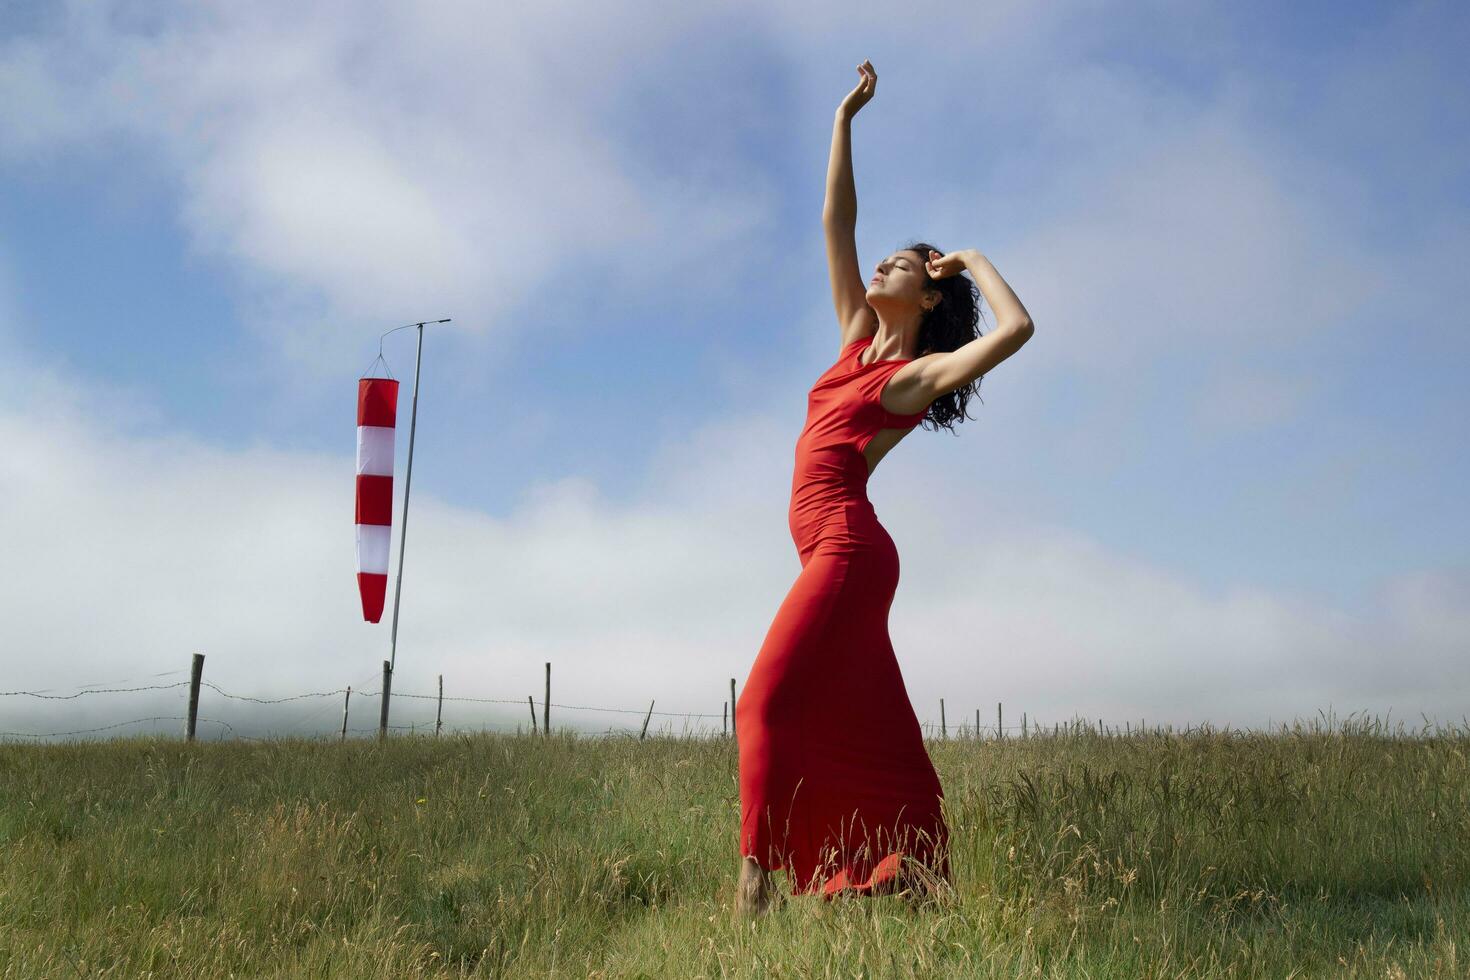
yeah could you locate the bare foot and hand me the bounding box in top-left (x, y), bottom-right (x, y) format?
top-left (733, 855), bottom-right (776, 919)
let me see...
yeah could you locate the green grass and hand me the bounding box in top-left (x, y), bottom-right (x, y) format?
top-left (1, 717), bottom-right (1467, 977)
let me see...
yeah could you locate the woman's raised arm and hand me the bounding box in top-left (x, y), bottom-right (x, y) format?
top-left (823, 61), bottom-right (878, 341)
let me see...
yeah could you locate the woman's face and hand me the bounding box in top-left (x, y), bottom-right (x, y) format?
top-left (866, 249), bottom-right (931, 308)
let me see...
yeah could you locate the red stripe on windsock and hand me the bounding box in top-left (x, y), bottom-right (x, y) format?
top-left (358, 378), bottom-right (400, 428)
top-left (355, 474), bottom-right (394, 525)
top-left (358, 572), bottom-right (387, 622)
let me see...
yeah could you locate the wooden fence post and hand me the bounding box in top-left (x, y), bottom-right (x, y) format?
top-left (435, 674), bottom-right (443, 738)
top-left (378, 660), bottom-right (392, 740)
top-left (186, 652), bottom-right (205, 742)
top-left (341, 686), bottom-right (352, 741)
top-left (543, 662), bottom-right (551, 737)
top-left (939, 698), bottom-right (946, 739)
top-left (1022, 711), bottom-right (1028, 739)
top-left (640, 700), bottom-right (654, 740)
top-left (998, 701), bottom-right (1003, 741)
top-left (975, 708), bottom-right (980, 741)
top-left (723, 701), bottom-right (728, 737)
top-left (527, 695), bottom-right (537, 734)
top-left (730, 678), bottom-right (737, 740)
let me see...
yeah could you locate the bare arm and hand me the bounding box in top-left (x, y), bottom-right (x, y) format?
top-left (822, 61), bottom-right (879, 343)
top-left (964, 252), bottom-right (1032, 330)
top-left (915, 253), bottom-right (1035, 401)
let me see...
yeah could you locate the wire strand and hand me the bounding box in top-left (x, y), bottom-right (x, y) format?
top-left (1, 716), bottom-right (234, 738)
top-left (0, 682), bottom-right (192, 700)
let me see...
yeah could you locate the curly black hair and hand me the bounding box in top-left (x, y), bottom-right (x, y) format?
top-left (898, 239), bottom-right (986, 432)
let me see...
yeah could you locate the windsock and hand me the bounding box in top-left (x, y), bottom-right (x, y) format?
top-left (356, 377), bottom-right (400, 622)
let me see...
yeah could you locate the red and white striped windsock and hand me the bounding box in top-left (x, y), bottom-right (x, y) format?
top-left (355, 377), bottom-right (400, 622)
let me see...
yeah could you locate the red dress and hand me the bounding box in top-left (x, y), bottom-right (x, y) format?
top-left (736, 334), bottom-right (952, 898)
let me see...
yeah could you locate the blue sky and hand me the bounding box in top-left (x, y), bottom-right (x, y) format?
top-left (1, 0), bottom-right (1465, 738)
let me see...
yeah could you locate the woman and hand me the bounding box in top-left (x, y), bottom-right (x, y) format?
top-left (734, 60), bottom-right (1036, 917)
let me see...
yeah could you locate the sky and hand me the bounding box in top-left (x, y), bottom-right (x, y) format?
top-left (0, 0), bottom-right (1466, 740)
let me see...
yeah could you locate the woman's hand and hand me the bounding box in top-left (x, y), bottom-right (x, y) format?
top-left (837, 60), bottom-right (876, 121)
top-left (924, 248), bottom-right (977, 280)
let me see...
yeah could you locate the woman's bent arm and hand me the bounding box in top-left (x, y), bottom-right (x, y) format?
top-left (964, 252), bottom-right (1033, 330)
top-left (916, 253), bottom-right (1034, 397)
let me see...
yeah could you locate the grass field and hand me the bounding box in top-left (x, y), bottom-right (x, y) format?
top-left (1, 716), bottom-right (1466, 977)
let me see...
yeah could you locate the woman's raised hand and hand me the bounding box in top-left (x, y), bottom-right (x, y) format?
top-left (924, 248), bottom-right (976, 280)
top-left (837, 60), bottom-right (877, 120)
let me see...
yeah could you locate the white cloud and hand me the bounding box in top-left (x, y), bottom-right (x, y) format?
top-left (0, 0), bottom-right (780, 379)
top-left (1, 328), bottom-right (1464, 740)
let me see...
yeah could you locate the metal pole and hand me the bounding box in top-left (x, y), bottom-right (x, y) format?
top-left (379, 660), bottom-right (392, 740)
top-left (388, 322), bottom-right (427, 675)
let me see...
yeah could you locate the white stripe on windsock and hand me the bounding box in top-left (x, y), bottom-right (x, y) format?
top-left (356, 425), bottom-right (395, 477)
top-left (356, 523), bottom-right (392, 575)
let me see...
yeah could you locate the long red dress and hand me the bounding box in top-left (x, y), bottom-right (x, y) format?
top-left (736, 333), bottom-right (952, 898)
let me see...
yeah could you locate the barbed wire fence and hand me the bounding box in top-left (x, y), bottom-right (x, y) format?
top-left (4, 652), bottom-right (1463, 744)
top-left (0, 653), bottom-right (1030, 743)
top-left (1, 653), bottom-right (736, 743)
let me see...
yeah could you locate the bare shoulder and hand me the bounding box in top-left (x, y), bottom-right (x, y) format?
top-left (882, 350), bottom-right (945, 417)
top-left (838, 306), bottom-right (878, 353)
